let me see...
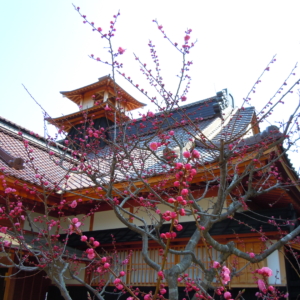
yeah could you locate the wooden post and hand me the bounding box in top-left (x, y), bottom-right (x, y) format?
top-left (3, 254), bottom-right (15, 300)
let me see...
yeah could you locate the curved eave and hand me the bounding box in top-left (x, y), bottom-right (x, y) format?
top-left (60, 77), bottom-right (146, 111)
top-left (62, 148), bottom-right (278, 199)
top-left (46, 103), bottom-right (130, 131)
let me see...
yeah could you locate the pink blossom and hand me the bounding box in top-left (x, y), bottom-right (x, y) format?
top-left (168, 198), bottom-right (175, 204)
top-left (169, 130), bottom-right (174, 136)
top-left (93, 241), bottom-right (100, 247)
top-left (179, 208), bottom-right (186, 216)
top-left (116, 284), bottom-right (123, 290)
top-left (184, 35), bottom-right (190, 42)
top-left (224, 291), bottom-right (232, 299)
top-left (174, 181), bottom-right (180, 187)
top-left (5, 188), bottom-right (16, 194)
top-left (0, 227), bottom-right (7, 234)
top-left (160, 233), bottom-right (166, 239)
top-left (181, 96), bottom-right (187, 101)
top-left (181, 189), bottom-right (189, 196)
top-left (249, 252), bottom-right (255, 258)
top-left (183, 151), bottom-right (191, 158)
top-left (3, 241), bottom-right (11, 247)
top-left (104, 263), bottom-right (110, 269)
top-left (192, 149), bottom-right (200, 159)
top-left (72, 218), bottom-right (81, 228)
top-left (101, 257), bottom-right (107, 263)
top-left (118, 47), bottom-right (125, 54)
top-left (86, 248), bottom-right (95, 260)
top-left (221, 266), bottom-right (231, 285)
top-left (190, 169), bottom-right (197, 176)
top-left (81, 235), bottom-right (88, 242)
top-left (157, 270), bottom-right (164, 278)
top-left (257, 279), bottom-right (267, 293)
top-left (160, 288), bottom-right (167, 295)
top-left (177, 196), bottom-right (183, 202)
top-left (114, 278), bottom-right (121, 284)
top-left (176, 224), bottom-right (183, 231)
top-left (69, 223), bottom-right (79, 234)
top-left (257, 267), bottom-right (272, 277)
top-left (70, 200), bottom-right (77, 208)
top-left (215, 288), bottom-right (222, 295)
top-left (185, 163), bottom-right (191, 170)
top-left (149, 142), bottom-right (158, 151)
top-left (170, 232), bottom-right (176, 238)
top-left (120, 271), bottom-right (126, 277)
top-left (175, 162), bottom-right (183, 169)
top-left (212, 261), bottom-right (220, 268)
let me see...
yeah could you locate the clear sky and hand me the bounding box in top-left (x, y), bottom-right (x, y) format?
top-left (1, 0), bottom-right (300, 167)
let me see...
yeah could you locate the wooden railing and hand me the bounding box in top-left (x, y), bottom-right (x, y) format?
top-left (90, 241), bottom-right (285, 288)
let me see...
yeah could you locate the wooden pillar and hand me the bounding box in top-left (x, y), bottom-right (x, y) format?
top-left (3, 256), bottom-right (15, 300)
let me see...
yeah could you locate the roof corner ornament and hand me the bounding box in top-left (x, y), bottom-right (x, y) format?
top-left (260, 125), bottom-right (280, 138)
top-left (213, 89), bottom-right (235, 114)
top-left (0, 147), bottom-right (25, 170)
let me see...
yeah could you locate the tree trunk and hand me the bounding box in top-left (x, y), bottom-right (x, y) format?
top-left (54, 280), bottom-right (73, 300)
top-left (165, 271), bottom-right (179, 300)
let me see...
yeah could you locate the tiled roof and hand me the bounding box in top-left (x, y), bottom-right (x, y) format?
top-left (0, 122), bottom-right (91, 190)
top-left (111, 95), bottom-right (223, 138)
top-left (0, 96), bottom-right (256, 191)
top-left (66, 106), bottom-right (255, 189)
top-left (194, 107), bottom-right (256, 162)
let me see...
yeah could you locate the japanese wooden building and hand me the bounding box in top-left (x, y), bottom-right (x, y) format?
top-left (0, 76), bottom-right (299, 300)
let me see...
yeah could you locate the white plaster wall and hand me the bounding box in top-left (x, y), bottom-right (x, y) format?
top-left (93, 210), bottom-right (128, 230)
top-left (82, 98), bottom-right (94, 109)
top-left (266, 241), bottom-right (283, 285)
top-left (267, 250), bottom-right (281, 284)
top-left (91, 198), bottom-right (220, 230)
top-left (23, 212), bottom-right (49, 231)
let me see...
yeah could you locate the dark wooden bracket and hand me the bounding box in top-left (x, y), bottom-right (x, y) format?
top-left (0, 147), bottom-right (25, 170)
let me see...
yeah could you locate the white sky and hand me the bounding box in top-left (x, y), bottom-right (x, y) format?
top-left (1, 0), bottom-right (300, 168)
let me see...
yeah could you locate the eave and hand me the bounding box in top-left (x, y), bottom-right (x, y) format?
top-left (62, 144), bottom-right (300, 215)
top-left (60, 75), bottom-right (146, 111)
top-left (46, 102), bottom-right (130, 132)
